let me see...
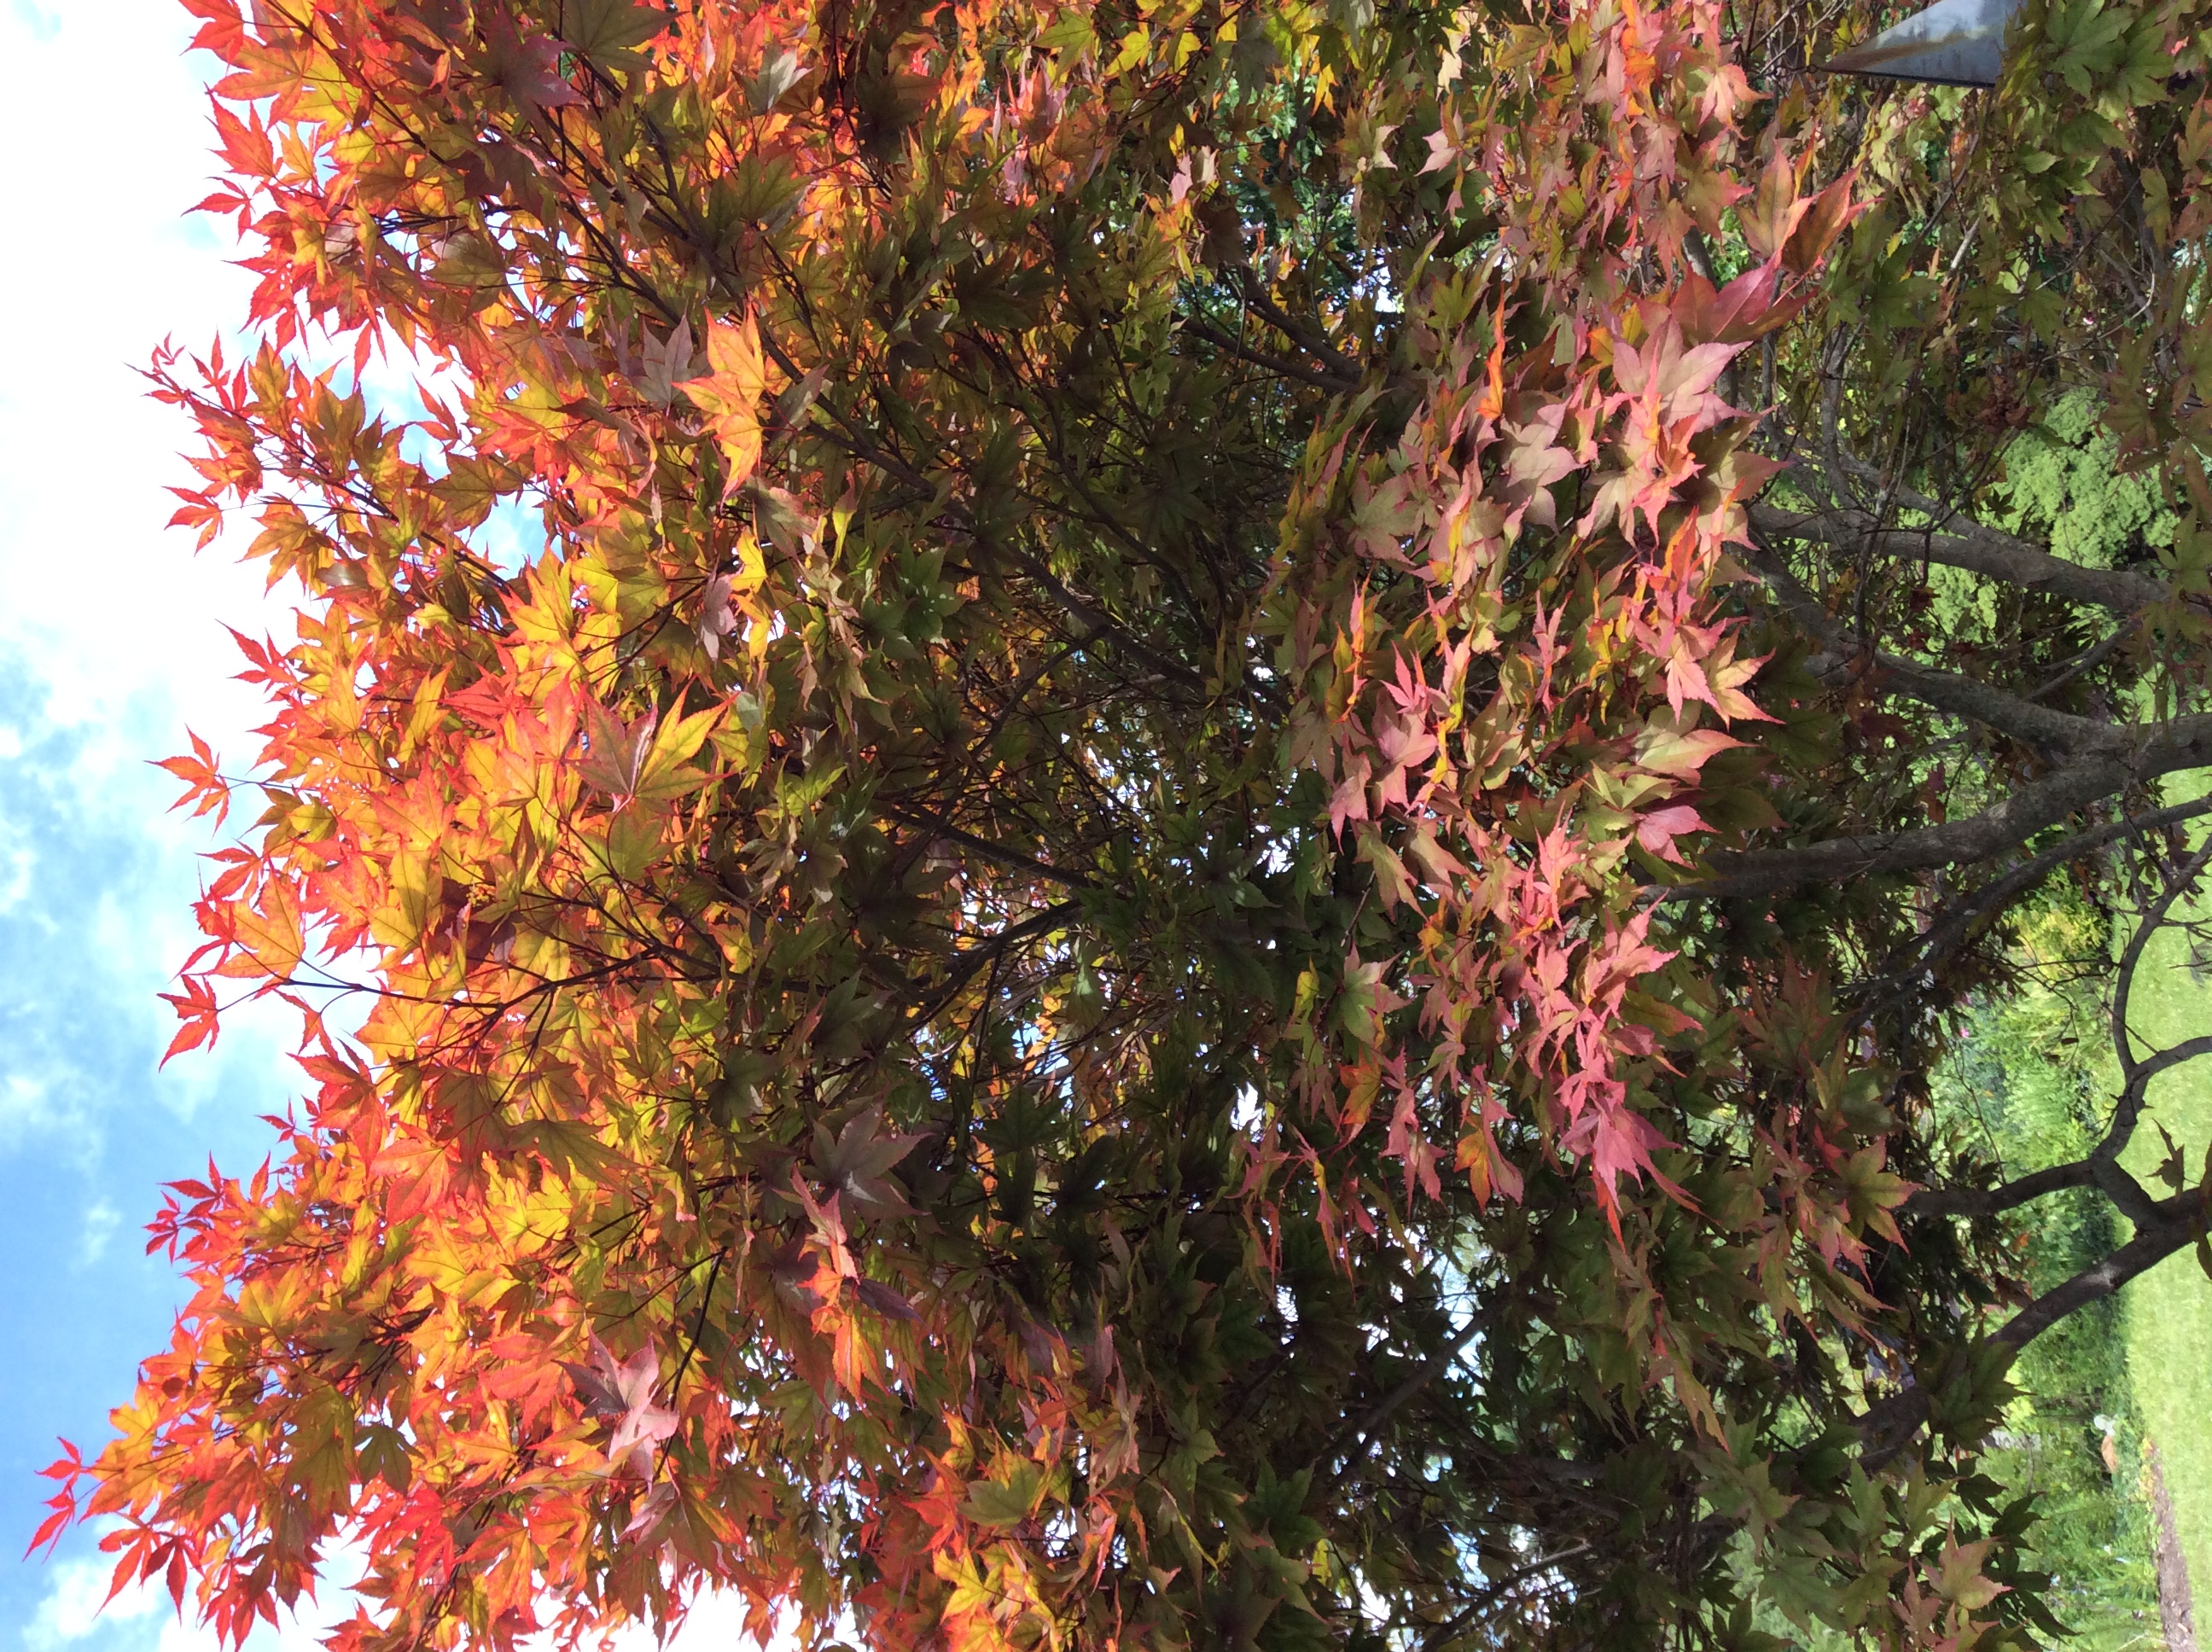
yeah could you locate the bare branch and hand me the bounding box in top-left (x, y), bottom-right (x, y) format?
top-left (882, 802), bottom-right (1100, 892)
top-left (1180, 316), bottom-right (1359, 395)
top-left (1677, 755), bottom-right (2139, 900)
top-left (905, 901), bottom-right (1082, 1027)
top-left (1901, 1159), bottom-right (2095, 1221)
top-left (1751, 498), bottom-right (2170, 617)
top-left (2112, 839), bottom-right (2212, 1090)
top-left (1872, 795), bottom-right (2212, 991)
top-left (1741, 535), bottom-right (2121, 754)
top-left (1415, 1543), bottom-right (1593, 1652)
top-left (1864, 1192), bottom-right (2203, 1461)
top-left (1990, 1201), bottom-right (2199, 1354)
top-left (1313, 1315), bottom-right (1487, 1504)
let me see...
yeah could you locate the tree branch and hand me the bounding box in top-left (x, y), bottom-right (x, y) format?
top-left (1750, 499), bottom-right (2171, 617)
top-left (881, 802), bottom-right (1099, 892)
top-left (1902, 1159), bottom-right (2095, 1221)
top-left (1870, 795), bottom-right (2212, 992)
top-left (905, 901), bottom-right (1081, 1027)
top-left (1677, 755), bottom-right (2140, 900)
top-left (1991, 1203), bottom-right (2200, 1353)
top-left (1741, 534), bottom-right (2121, 755)
top-left (1862, 1195), bottom-right (2203, 1460)
top-left (1312, 1314), bottom-right (1486, 1504)
top-left (1180, 316), bottom-right (1359, 395)
top-left (1414, 1543), bottom-right (1592, 1652)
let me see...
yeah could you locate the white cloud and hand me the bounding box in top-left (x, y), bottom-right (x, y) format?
top-left (0, 0), bottom-right (303, 1160)
top-left (0, 1074), bottom-right (60, 1144)
top-left (78, 1201), bottom-right (120, 1269)
top-left (22, 1555), bottom-right (359, 1652)
top-left (0, 3), bottom-right (772, 1647)
top-left (23, 1556), bottom-right (164, 1652)
top-left (24, 1552), bottom-right (776, 1652)
top-left (0, 0), bottom-right (310, 1632)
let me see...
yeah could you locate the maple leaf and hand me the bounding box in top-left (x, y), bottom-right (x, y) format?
top-left (560, 1337), bottom-right (678, 1478)
top-left (636, 316), bottom-right (696, 410)
top-left (1611, 317), bottom-right (1738, 427)
top-left (678, 316), bottom-right (767, 492)
top-left (1634, 803), bottom-right (1709, 865)
top-left (479, 6), bottom-right (581, 116)
top-left (556, 0), bottom-right (665, 73)
top-left (1738, 151), bottom-right (1810, 263)
top-left (1633, 721), bottom-right (1743, 781)
top-left (699, 572), bottom-right (737, 661)
top-left (154, 730), bottom-right (230, 824)
top-left (621, 1480), bottom-right (678, 1541)
top-left (1931, 1534), bottom-right (2008, 1613)
top-left (697, 537), bottom-right (765, 662)
top-left (578, 698), bottom-right (657, 801)
top-left (810, 1108), bottom-right (926, 1213)
top-left (158, 974), bottom-right (221, 1064)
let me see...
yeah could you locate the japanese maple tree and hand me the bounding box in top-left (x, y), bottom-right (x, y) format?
top-left (42, 0), bottom-right (2212, 1645)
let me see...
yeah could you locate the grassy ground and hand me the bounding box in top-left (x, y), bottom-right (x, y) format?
top-left (2119, 913), bottom-right (2212, 1612)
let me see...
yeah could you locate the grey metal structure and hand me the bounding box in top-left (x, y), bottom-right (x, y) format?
top-left (1820, 0), bottom-right (2025, 86)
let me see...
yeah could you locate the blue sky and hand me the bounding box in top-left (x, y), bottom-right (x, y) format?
top-left (0, 3), bottom-right (742, 1648)
top-left (0, 0), bottom-right (302, 1643)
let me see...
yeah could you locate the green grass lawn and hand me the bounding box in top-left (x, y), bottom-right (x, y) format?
top-left (2119, 909), bottom-right (2212, 1605)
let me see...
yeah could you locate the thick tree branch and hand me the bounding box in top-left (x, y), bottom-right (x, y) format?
top-left (1312, 1314), bottom-right (1487, 1504)
top-left (882, 802), bottom-right (1100, 892)
top-left (1672, 627), bottom-right (2212, 898)
top-left (1751, 498), bottom-right (2171, 617)
top-left (1180, 316), bottom-right (1359, 395)
top-left (1992, 1202), bottom-right (2201, 1353)
top-left (1862, 1194), bottom-right (2203, 1461)
top-left (1871, 795), bottom-right (2212, 991)
top-left (1678, 755), bottom-right (2142, 900)
top-left (1742, 537), bottom-right (2121, 755)
top-left (905, 901), bottom-right (1081, 1027)
top-left (1901, 1159), bottom-right (2095, 1221)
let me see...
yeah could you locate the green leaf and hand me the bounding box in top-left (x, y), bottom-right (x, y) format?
top-left (557, 0), bottom-right (666, 70)
top-left (962, 1462), bottom-right (1041, 1529)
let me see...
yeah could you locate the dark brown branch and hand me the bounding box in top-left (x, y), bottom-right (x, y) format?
top-left (1677, 754), bottom-right (2142, 900)
top-left (881, 802), bottom-right (1099, 892)
top-left (1863, 1194), bottom-right (2203, 1460)
top-left (1311, 1314), bottom-right (1487, 1504)
top-left (1902, 1159), bottom-right (2096, 1221)
top-left (1872, 795), bottom-right (2212, 990)
top-left (1742, 536), bottom-right (2120, 755)
top-left (1180, 316), bottom-right (1359, 395)
top-left (2113, 840), bottom-right (2212, 1090)
top-left (2075, 837), bottom-right (2212, 1228)
top-left (1991, 1202), bottom-right (2199, 1353)
top-left (1231, 270), bottom-right (1365, 381)
top-left (906, 901), bottom-right (1081, 1027)
top-left (2029, 617), bottom-right (2142, 701)
top-left (1414, 1543), bottom-right (1593, 1652)
top-left (1751, 499), bottom-right (2171, 617)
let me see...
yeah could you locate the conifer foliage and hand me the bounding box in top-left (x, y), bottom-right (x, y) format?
top-left (44, 0), bottom-right (2212, 1644)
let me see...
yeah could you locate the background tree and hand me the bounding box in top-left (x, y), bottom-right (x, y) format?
top-left (38, 0), bottom-right (2212, 1646)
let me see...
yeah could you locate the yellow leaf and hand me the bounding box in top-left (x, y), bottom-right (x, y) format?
top-left (370, 848), bottom-right (439, 951)
top-left (230, 881), bottom-right (305, 979)
top-left (681, 316), bottom-right (768, 490)
top-left (632, 702), bottom-right (725, 804)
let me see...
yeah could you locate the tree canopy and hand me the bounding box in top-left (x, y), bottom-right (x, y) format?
top-left (44, 0), bottom-right (2212, 1646)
